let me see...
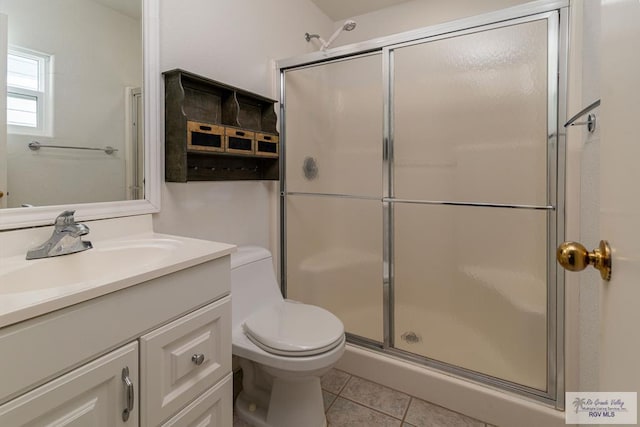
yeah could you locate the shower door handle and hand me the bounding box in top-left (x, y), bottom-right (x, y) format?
top-left (557, 240), bottom-right (612, 281)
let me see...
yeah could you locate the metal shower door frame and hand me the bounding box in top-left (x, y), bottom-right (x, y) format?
top-left (278, 0), bottom-right (568, 408)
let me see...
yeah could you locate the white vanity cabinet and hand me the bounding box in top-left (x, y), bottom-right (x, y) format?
top-left (0, 251), bottom-right (233, 427)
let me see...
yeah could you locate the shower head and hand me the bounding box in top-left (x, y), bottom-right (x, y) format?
top-left (305, 19), bottom-right (357, 51)
top-left (342, 20), bottom-right (357, 31)
top-left (322, 19), bottom-right (357, 50)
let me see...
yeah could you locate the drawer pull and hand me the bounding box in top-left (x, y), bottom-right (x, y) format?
top-left (122, 367), bottom-right (134, 422)
top-left (191, 353), bottom-right (205, 366)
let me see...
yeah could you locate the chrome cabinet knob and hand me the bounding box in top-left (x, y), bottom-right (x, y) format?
top-left (191, 353), bottom-right (205, 365)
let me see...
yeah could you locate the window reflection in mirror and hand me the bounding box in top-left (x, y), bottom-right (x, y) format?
top-left (0, 0), bottom-right (143, 209)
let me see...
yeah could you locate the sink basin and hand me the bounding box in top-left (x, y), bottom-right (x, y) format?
top-left (0, 238), bottom-right (182, 294)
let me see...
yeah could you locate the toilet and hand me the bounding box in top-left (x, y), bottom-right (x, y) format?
top-left (231, 246), bottom-right (345, 427)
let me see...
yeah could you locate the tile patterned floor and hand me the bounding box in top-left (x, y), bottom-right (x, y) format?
top-left (233, 368), bottom-right (494, 427)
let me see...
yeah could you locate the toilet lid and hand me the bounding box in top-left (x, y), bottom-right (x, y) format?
top-left (242, 301), bottom-right (344, 357)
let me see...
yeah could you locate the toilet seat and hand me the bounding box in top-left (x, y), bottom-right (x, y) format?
top-left (242, 301), bottom-right (344, 357)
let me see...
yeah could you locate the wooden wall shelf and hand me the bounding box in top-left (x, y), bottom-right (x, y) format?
top-left (163, 69), bottom-right (279, 182)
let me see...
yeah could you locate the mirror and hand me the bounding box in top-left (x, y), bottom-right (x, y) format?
top-left (0, 0), bottom-right (160, 230)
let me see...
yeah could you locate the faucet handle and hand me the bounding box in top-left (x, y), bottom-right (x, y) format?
top-left (54, 210), bottom-right (78, 226)
top-left (53, 210), bottom-right (89, 236)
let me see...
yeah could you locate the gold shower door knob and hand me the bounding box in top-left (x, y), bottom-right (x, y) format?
top-left (557, 240), bottom-right (612, 281)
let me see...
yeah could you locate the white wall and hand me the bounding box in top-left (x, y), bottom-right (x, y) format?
top-left (153, 0), bottom-right (333, 251)
top-left (0, 0), bottom-right (141, 207)
top-left (329, 0), bottom-right (534, 47)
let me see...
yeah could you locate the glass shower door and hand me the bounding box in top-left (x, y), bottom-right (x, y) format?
top-left (390, 17), bottom-right (555, 391)
top-left (280, 8), bottom-right (564, 403)
top-left (283, 54), bottom-right (384, 342)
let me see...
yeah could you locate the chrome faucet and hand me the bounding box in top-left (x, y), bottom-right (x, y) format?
top-left (26, 210), bottom-right (93, 260)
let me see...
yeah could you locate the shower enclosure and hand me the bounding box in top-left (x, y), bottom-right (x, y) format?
top-left (279, 1), bottom-right (567, 406)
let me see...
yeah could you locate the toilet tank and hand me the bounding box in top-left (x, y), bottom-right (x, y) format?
top-left (231, 246), bottom-right (284, 329)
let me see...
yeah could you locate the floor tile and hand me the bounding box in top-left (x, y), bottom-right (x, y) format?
top-left (340, 376), bottom-right (411, 419)
top-left (326, 397), bottom-right (402, 427)
top-left (404, 398), bottom-right (484, 427)
top-left (233, 412), bottom-right (253, 426)
top-left (323, 390), bottom-right (338, 410)
top-left (321, 369), bottom-right (351, 394)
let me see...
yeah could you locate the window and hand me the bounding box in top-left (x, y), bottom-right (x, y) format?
top-left (7, 47), bottom-right (52, 135)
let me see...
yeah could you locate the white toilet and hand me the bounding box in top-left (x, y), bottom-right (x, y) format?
top-left (231, 246), bottom-right (345, 427)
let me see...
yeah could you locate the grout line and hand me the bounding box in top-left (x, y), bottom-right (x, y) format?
top-left (337, 371), bottom-right (352, 396)
top-left (336, 372), bottom-right (413, 420)
top-left (321, 369), bottom-right (350, 415)
top-left (324, 390), bottom-right (339, 414)
top-left (331, 394), bottom-right (410, 423)
top-left (320, 370), bottom-right (352, 396)
top-left (400, 396), bottom-right (413, 425)
top-left (346, 371), bottom-right (413, 397)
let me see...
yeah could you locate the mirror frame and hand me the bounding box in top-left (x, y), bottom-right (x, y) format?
top-left (0, 0), bottom-right (161, 230)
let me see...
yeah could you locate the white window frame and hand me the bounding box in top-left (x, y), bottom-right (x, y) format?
top-left (7, 46), bottom-right (53, 136)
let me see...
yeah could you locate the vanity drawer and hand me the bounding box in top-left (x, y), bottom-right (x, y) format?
top-left (161, 374), bottom-right (232, 427)
top-left (140, 296), bottom-right (231, 426)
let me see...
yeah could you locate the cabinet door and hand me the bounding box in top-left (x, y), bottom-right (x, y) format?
top-left (0, 342), bottom-right (138, 426)
top-left (140, 297), bottom-right (231, 426)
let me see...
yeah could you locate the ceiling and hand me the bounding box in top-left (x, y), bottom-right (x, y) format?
top-left (310, 0), bottom-right (415, 21)
top-left (91, 0), bottom-right (409, 24)
top-left (91, 0), bottom-right (141, 20)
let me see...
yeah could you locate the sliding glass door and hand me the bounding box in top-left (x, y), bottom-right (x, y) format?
top-left (281, 9), bottom-right (565, 403)
top-left (391, 17), bottom-right (553, 391)
top-left (284, 54), bottom-right (384, 342)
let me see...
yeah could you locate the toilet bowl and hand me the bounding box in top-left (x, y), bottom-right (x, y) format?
top-left (231, 246), bottom-right (345, 427)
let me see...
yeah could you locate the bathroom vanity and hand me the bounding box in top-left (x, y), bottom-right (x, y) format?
top-left (0, 215), bottom-right (235, 426)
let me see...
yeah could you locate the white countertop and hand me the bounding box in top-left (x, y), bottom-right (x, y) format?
top-left (0, 215), bottom-right (235, 328)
